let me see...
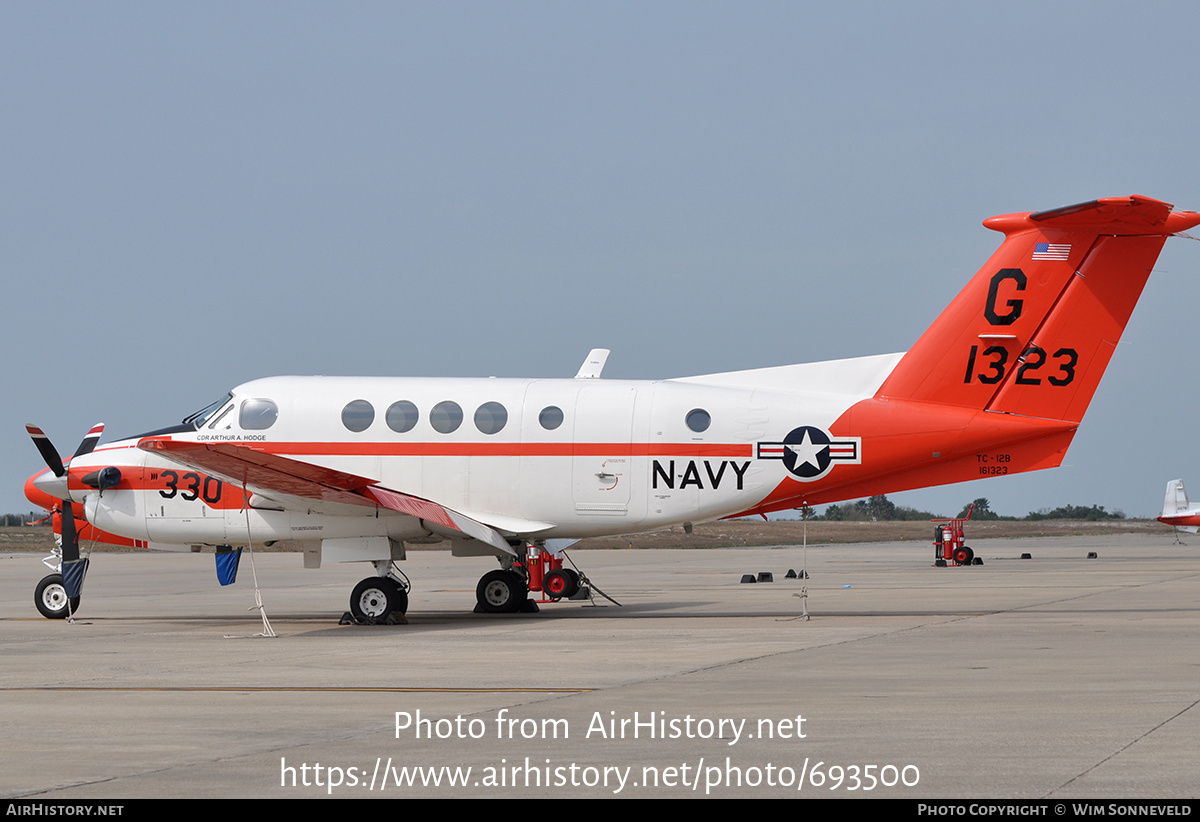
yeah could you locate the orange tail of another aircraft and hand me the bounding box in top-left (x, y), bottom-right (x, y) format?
top-left (788, 196), bottom-right (1200, 507)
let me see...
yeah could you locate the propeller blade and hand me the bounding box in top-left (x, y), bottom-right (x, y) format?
top-left (60, 500), bottom-right (81, 564)
top-left (26, 425), bottom-right (66, 477)
top-left (72, 423), bottom-right (105, 459)
top-left (26, 423), bottom-right (106, 496)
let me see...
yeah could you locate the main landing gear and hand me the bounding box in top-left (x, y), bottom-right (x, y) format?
top-left (345, 557), bottom-right (539, 623)
top-left (475, 569), bottom-right (531, 614)
top-left (347, 562), bottom-right (410, 624)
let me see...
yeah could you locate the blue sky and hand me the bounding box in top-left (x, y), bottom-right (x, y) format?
top-left (4, 2), bottom-right (1200, 518)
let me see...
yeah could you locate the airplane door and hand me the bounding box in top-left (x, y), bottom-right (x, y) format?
top-left (519, 381), bottom-right (577, 523)
top-left (572, 384), bottom-right (635, 516)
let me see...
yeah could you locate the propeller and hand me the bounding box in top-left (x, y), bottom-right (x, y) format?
top-left (26, 423), bottom-right (104, 600)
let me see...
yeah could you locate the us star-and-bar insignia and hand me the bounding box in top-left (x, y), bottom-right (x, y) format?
top-left (757, 425), bottom-right (861, 481)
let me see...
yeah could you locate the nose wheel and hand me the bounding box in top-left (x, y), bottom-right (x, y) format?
top-left (35, 573), bottom-right (80, 620)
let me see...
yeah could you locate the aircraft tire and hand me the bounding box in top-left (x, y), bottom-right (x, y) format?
top-left (564, 568), bottom-right (581, 594)
top-left (477, 570), bottom-right (527, 614)
top-left (35, 573), bottom-right (79, 620)
top-left (350, 577), bottom-right (405, 622)
top-left (542, 569), bottom-right (580, 600)
top-left (390, 584), bottom-right (408, 614)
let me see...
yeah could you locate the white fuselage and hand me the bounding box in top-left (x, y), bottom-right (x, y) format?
top-left (73, 354), bottom-right (902, 549)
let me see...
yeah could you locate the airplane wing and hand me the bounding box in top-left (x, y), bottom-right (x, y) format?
top-left (137, 437), bottom-right (515, 554)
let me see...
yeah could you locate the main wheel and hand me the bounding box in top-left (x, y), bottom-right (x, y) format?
top-left (35, 573), bottom-right (80, 620)
top-left (542, 568), bottom-right (580, 599)
top-left (476, 570), bottom-right (527, 613)
top-left (350, 577), bottom-right (406, 622)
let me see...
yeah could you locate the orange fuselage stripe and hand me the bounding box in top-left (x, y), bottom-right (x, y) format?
top-left (235, 442), bottom-right (755, 458)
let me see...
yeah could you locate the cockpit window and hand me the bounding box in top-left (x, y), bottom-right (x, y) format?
top-left (182, 393), bottom-right (233, 429)
top-left (239, 398), bottom-right (279, 430)
top-left (207, 403), bottom-right (234, 429)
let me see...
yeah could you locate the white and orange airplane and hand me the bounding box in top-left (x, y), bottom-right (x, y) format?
top-left (1157, 479), bottom-right (1200, 533)
top-left (25, 195), bottom-right (1200, 622)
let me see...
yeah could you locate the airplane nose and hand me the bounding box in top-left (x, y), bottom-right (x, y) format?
top-left (27, 468), bottom-right (69, 505)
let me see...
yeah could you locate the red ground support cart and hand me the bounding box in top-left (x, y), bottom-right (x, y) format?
top-left (524, 546), bottom-right (582, 601)
top-left (932, 504), bottom-right (981, 566)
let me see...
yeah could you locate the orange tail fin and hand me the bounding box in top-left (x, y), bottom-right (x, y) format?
top-left (877, 196), bottom-right (1200, 421)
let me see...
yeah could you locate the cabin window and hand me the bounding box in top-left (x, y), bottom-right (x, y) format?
top-left (685, 408), bottom-right (711, 433)
top-left (386, 401), bottom-right (419, 433)
top-left (239, 399), bottom-right (278, 430)
top-left (539, 405), bottom-right (564, 430)
top-left (474, 402), bottom-right (508, 435)
top-left (341, 400), bottom-right (375, 433)
top-left (430, 400), bottom-right (463, 434)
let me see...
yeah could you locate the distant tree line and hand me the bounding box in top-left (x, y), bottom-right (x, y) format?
top-left (816, 495), bottom-right (939, 521)
top-left (800, 496), bottom-right (1126, 522)
top-left (1, 513), bottom-right (47, 526)
top-left (1023, 504), bottom-right (1125, 521)
top-left (954, 497), bottom-right (1124, 521)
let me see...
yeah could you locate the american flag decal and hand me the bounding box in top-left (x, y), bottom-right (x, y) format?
top-left (1032, 242), bottom-right (1070, 261)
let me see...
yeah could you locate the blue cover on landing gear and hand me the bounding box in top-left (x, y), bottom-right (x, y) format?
top-left (215, 548), bottom-right (242, 586)
top-left (62, 557), bottom-right (89, 598)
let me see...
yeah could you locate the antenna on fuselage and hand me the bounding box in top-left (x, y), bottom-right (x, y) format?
top-left (574, 349), bottom-right (610, 379)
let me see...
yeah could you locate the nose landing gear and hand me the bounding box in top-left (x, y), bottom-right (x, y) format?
top-left (35, 573), bottom-right (80, 620)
